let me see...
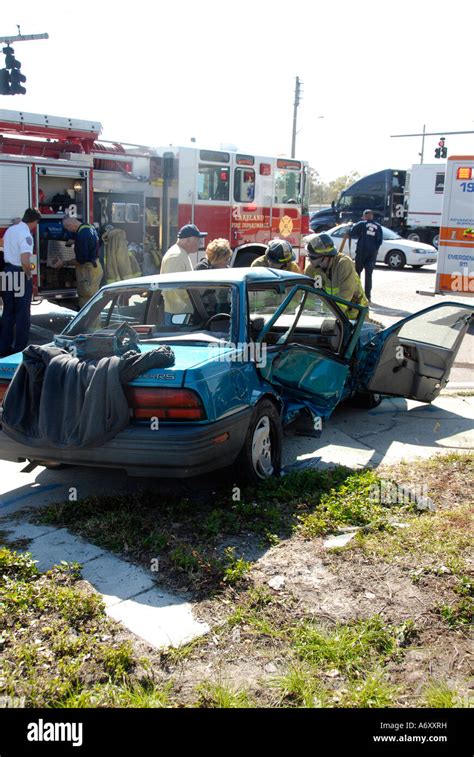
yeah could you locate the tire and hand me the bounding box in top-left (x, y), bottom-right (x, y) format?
top-left (351, 392), bottom-right (382, 409)
top-left (235, 400), bottom-right (282, 484)
top-left (406, 231), bottom-right (422, 243)
top-left (385, 249), bottom-right (406, 269)
top-left (311, 225), bottom-right (331, 233)
top-left (431, 233), bottom-right (440, 248)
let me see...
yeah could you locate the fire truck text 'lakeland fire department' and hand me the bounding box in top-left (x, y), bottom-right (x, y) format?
top-left (0, 109), bottom-right (309, 300)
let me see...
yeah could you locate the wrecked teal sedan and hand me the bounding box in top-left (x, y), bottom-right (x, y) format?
top-left (0, 268), bottom-right (472, 483)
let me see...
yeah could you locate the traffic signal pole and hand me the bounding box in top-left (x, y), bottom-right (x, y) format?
top-left (0, 31), bottom-right (48, 95)
top-left (0, 33), bottom-right (49, 43)
top-left (391, 128), bottom-right (474, 162)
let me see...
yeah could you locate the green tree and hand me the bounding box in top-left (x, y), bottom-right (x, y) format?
top-left (327, 171), bottom-right (361, 202)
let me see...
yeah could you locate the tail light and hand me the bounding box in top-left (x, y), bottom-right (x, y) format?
top-left (0, 380), bottom-right (10, 404)
top-left (125, 387), bottom-right (206, 421)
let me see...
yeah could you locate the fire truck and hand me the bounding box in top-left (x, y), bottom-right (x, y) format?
top-left (0, 109), bottom-right (309, 301)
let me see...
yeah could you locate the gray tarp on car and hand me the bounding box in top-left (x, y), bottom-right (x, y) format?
top-left (1, 344), bottom-right (174, 449)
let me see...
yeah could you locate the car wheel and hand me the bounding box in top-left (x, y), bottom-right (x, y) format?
top-left (431, 233), bottom-right (440, 248)
top-left (351, 392), bottom-right (382, 409)
top-left (385, 250), bottom-right (406, 269)
top-left (406, 231), bottom-right (422, 243)
top-left (235, 400), bottom-right (282, 484)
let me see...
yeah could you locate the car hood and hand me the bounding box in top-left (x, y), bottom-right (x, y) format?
top-left (387, 239), bottom-right (436, 252)
top-left (0, 343), bottom-right (237, 388)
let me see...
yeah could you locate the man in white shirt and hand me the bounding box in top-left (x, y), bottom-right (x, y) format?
top-left (0, 208), bottom-right (41, 356)
top-left (160, 224), bottom-right (207, 324)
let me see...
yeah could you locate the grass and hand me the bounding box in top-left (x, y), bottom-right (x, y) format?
top-left (272, 664), bottom-right (330, 708)
top-left (0, 547), bottom-right (169, 707)
top-left (290, 615), bottom-right (413, 677)
top-left (57, 680), bottom-right (172, 708)
top-left (4, 454), bottom-right (472, 708)
top-left (32, 466), bottom-right (412, 595)
top-left (420, 682), bottom-right (466, 709)
top-left (339, 673), bottom-right (399, 708)
top-left (354, 501), bottom-right (473, 577)
top-left (344, 454), bottom-right (473, 577)
top-left (436, 597), bottom-right (473, 628)
top-left (194, 681), bottom-right (254, 708)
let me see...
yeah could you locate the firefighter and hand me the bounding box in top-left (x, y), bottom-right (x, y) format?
top-left (251, 239), bottom-right (300, 272)
top-left (0, 208), bottom-right (41, 357)
top-left (304, 232), bottom-right (368, 318)
top-left (61, 217), bottom-right (103, 309)
top-left (348, 209), bottom-right (383, 302)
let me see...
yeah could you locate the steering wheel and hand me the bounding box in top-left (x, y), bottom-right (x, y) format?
top-left (203, 312), bottom-right (232, 330)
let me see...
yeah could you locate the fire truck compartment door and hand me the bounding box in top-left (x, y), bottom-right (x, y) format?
top-left (0, 164), bottom-right (31, 225)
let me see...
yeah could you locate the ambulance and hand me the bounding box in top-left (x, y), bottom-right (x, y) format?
top-left (435, 156), bottom-right (474, 295)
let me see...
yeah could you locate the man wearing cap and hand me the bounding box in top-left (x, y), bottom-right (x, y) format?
top-left (348, 210), bottom-right (383, 302)
top-left (304, 232), bottom-right (368, 319)
top-left (160, 224), bottom-right (207, 324)
top-left (251, 239), bottom-right (300, 273)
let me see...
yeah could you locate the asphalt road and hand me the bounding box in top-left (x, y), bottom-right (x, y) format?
top-left (367, 263), bottom-right (473, 386)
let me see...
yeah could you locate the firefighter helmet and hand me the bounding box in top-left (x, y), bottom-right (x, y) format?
top-left (266, 239), bottom-right (294, 265)
top-left (305, 232), bottom-right (337, 260)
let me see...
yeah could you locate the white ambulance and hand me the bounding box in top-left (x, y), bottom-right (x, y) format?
top-left (435, 156), bottom-right (474, 295)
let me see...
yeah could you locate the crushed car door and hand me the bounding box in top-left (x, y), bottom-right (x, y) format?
top-left (256, 285), bottom-right (361, 418)
top-left (358, 302), bottom-right (473, 402)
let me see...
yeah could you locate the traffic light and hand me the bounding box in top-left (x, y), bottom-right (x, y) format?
top-left (0, 67), bottom-right (11, 95)
top-left (10, 68), bottom-right (26, 95)
top-left (435, 137), bottom-right (447, 159)
top-left (1, 45), bottom-right (26, 95)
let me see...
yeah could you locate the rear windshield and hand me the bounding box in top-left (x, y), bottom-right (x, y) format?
top-left (62, 284), bottom-right (235, 342)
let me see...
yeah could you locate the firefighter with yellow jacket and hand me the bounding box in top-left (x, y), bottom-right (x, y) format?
top-left (303, 233), bottom-right (368, 318)
top-left (251, 239), bottom-right (301, 272)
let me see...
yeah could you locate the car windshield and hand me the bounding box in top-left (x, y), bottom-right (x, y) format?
top-left (382, 227), bottom-right (402, 240)
top-left (62, 283), bottom-right (235, 342)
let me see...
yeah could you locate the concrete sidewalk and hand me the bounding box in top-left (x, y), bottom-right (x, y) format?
top-left (283, 393), bottom-right (474, 470)
top-left (1, 518), bottom-right (210, 649)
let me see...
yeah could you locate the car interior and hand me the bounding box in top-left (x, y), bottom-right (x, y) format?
top-left (248, 285), bottom-right (345, 355)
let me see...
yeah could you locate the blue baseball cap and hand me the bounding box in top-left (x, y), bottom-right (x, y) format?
top-left (178, 224), bottom-right (207, 239)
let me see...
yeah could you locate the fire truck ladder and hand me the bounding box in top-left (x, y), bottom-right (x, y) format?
top-left (0, 109), bottom-right (102, 152)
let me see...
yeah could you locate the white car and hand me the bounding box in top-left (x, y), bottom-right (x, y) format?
top-left (326, 224), bottom-right (438, 270)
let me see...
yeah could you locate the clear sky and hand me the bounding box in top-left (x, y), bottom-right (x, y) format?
top-left (1, 0), bottom-right (473, 182)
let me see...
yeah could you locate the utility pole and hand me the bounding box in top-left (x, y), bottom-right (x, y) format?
top-left (291, 76), bottom-right (302, 158)
top-left (419, 124), bottom-right (426, 164)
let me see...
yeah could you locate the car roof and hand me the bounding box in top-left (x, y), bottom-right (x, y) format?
top-left (101, 267), bottom-right (311, 289)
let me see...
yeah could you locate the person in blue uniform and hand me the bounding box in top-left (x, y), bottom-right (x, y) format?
top-left (349, 209), bottom-right (383, 302)
top-left (62, 217), bottom-right (103, 308)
